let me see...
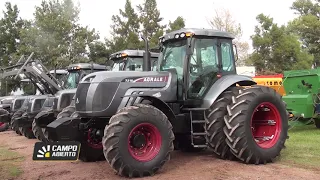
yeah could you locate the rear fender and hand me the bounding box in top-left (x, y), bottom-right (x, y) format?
top-left (46, 117), bottom-right (81, 142)
top-left (34, 110), bottom-right (55, 128)
top-left (15, 115), bottom-right (30, 127)
top-left (201, 74), bottom-right (256, 108)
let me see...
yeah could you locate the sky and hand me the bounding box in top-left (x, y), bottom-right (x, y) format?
top-left (0, 0), bottom-right (298, 51)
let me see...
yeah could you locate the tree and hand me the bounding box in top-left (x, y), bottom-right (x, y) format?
top-left (20, 0), bottom-right (99, 69)
top-left (88, 41), bottom-right (109, 64)
top-left (208, 8), bottom-right (249, 66)
top-left (106, 0), bottom-right (141, 53)
top-left (137, 0), bottom-right (166, 48)
top-left (166, 16), bottom-right (185, 33)
top-left (0, 2), bottom-right (30, 95)
top-left (0, 2), bottom-right (27, 66)
top-left (289, 0), bottom-right (320, 67)
top-left (249, 14), bottom-right (313, 74)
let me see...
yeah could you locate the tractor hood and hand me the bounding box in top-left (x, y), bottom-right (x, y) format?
top-left (75, 70), bottom-right (177, 117)
top-left (80, 71), bottom-right (171, 84)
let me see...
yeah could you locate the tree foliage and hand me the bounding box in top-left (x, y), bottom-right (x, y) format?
top-left (105, 0), bottom-right (141, 53)
top-left (249, 14), bottom-right (313, 74)
top-left (166, 16), bottom-right (186, 33)
top-left (289, 0), bottom-right (320, 67)
top-left (20, 0), bottom-right (99, 68)
top-left (208, 8), bottom-right (249, 66)
top-left (137, 0), bottom-right (166, 48)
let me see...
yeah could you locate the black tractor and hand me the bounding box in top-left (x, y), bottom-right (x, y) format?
top-left (39, 49), bottom-right (159, 144)
top-left (47, 28), bottom-right (288, 178)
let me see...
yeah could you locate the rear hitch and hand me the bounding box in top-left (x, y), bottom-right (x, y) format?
top-left (46, 117), bottom-right (82, 142)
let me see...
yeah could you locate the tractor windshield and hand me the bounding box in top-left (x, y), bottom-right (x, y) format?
top-left (63, 71), bottom-right (79, 89)
top-left (159, 39), bottom-right (187, 80)
top-left (159, 37), bottom-right (235, 99)
top-left (111, 57), bottom-right (158, 71)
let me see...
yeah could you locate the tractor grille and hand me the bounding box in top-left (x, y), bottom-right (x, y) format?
top-left (75, 83), bottom-right (90, 111)
top-left (92, 82), bottom-right (119, 112)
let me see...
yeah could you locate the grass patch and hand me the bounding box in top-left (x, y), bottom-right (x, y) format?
top-left (0, 145), bottom-right (24, 179)
top-left (279, 124), bottom-right (320, 170)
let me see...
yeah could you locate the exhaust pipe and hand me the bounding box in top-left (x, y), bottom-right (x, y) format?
top-left (141, 35), bottom-right (151, 71)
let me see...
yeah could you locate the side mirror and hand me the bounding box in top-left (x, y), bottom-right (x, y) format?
top-left (233, 43), bottom-right (239, 62)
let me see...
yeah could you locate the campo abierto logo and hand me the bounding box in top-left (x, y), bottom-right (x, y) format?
top-left (33, 141), bottom-right (81, 161)
top-left (37, 144), bottom-right (51, 158)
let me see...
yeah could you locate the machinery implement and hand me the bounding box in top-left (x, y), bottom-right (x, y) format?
top-left (47, 28), bottom-right (288, 178)
top-left (282, 68), bottom-right (320, 128)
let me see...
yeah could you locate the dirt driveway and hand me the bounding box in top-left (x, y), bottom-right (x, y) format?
top-left (0, 130), bottom-right (319, 180)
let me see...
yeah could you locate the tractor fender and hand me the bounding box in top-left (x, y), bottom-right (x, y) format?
top-left (46, 116), bottom-right (82, 142)
top-left (34, 109), bottom-right (55, 128)
top-left (120, 94), bottom-right (176, 123)
top-left (15, 114), bottom-right (29, 127)
top-left (201, 74), bottom-right (256, 109)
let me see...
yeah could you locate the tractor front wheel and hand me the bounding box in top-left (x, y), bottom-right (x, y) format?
top-left (32, 119), bottom-right (49, 142)
top-left (102, 104), bottom-right (174, 178)
top-left (0, 122), bottom-right (9, 132)
top-left (224, 85), bottom-right (288, 164)
top-left (21, 126), bottom-right (35, 139)
top-left (11, 110), bottom-right (25, 135)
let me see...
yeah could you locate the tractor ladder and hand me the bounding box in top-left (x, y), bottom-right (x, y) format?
top-left (183, 107), bottom-right (208, 148)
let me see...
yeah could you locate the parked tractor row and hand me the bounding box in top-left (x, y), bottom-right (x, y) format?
top-left (0, 28), bottom-right (289, 178)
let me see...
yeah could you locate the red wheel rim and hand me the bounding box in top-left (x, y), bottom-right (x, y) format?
top-left (87, 128), bottom-right (103, 149)
top-left (251, 102), bottom-right (282, 149)
top-left (128, 123), bottom-right (162, 162)
top-left (0, 122), bottom-right (4, 127)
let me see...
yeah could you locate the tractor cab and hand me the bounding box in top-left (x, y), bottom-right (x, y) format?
top-left (109, 50), bottom-right (159, 72)
top-left (62, 63), bottom-right (107, 89)
top-left (157, 28), bottom-right (237, 101)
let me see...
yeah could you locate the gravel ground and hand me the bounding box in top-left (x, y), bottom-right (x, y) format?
top-left (0, 130), bottom-right (319, 180)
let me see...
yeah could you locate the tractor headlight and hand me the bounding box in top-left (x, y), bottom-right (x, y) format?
top-left (174, 34), bottom-right (180, 38)
top-left (180, 33), bottom-right (186, 38)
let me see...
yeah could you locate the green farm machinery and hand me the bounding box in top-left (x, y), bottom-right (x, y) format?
top-left (282, 68), bottom-right (320, 128)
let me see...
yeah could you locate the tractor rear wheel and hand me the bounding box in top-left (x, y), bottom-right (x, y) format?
top-left (206, 86), bottom-right (243, 159)
top-left (224, 85), bottom-right (288, 164)
top-left (102, 104), bottom-right (174, 178)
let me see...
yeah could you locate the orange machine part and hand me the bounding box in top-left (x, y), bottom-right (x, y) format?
top-left (252, 74), bottom-right (286, 96)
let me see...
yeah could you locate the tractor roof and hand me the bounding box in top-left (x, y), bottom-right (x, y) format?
top-left (109, 49), bottom-right (159, 60)
top-left (160, 28), bottom-right (235, 42)
top-left (67, 63), bottom-right (107, 71)
top-left (49, 69), bottom-right (68, 74)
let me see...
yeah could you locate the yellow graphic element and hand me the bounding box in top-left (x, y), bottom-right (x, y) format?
top-left (37, 145), bottom-right (50, 158)
top-left (45, 152), bottom-right (50, 158)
